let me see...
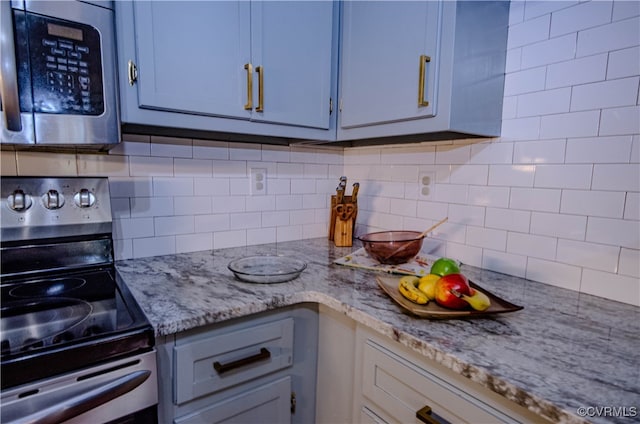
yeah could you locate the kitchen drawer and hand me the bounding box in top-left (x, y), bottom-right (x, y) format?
top-left (174, 317), bottom-right (294, 404)
top-left (174, 376), bottom-right (291, 424)
top-left (362, 340), bottom-right (507, 423)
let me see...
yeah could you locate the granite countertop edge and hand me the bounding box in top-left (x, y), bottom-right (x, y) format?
top-left (115, 239), bottom-right (639, 424)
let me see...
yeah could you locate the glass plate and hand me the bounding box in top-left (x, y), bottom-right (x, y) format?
top-left (228, 256), bottom-right (307, 284)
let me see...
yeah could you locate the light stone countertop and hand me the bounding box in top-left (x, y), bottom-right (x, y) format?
top-left (115, 238), bottom-right (639, 424)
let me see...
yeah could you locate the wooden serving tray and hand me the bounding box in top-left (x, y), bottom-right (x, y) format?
top-left (376, 276), bottom-right (523, 318)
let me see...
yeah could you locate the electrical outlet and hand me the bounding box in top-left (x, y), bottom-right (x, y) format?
top-left (418, 172), bottom-right (435, 199)
top-left (250, 168), bottom-right (267, 196)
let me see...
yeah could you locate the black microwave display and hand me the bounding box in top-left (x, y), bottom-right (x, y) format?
top-left (20, 12), bottom-right (104, 116)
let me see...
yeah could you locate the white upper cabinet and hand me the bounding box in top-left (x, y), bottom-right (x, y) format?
top-left (115, 1), bottom-right (337, 142)
top-left (337, 1), bottom-right (510, 144)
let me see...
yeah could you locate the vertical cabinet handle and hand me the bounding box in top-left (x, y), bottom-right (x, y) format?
top-left (0, 0), bottom-right (22, 132)
top-left (418, 54), bottom-right (431, 107)
top-left (255, 65), bottom-right (264, 112)
top-left (244, 63), bottom-right (253, 110)
top-left (127, 60), bottom-right (138, 86)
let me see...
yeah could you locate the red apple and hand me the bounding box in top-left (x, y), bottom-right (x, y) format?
top-left (435, 273), bottom-right (471, 309)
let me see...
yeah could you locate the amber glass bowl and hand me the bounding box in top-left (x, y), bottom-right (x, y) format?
top-left (357, 231), bottom-right (424, 265)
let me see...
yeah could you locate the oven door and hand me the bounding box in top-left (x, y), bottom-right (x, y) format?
top-left (0, 0), bottom-right (119, 147)
top-left (0, 350), bottom-right (158, 424)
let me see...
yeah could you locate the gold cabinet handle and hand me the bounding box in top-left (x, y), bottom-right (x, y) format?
top-left (244, 63), bottom-right (253, 110)
top-left (255, 65), bottom-right (264, 112)
top-left (127, 60), bottom-right (138, 86)
top-left (416, 405), bottom-right (444, 424)
top-left (418, 54), bottom-right (431, 107)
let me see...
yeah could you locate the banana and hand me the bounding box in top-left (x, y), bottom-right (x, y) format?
top-left (461, 289), bottom-right (491, 311)
top-left (398, 276), bottom-right (429, 305)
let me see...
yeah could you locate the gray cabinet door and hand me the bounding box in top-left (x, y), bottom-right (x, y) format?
top-left (339, 1), bottom-right (441, 129)
top-left (132, 1), bottom-right (251, 120)
top-left (249, 1), bottom-right (334, 129)
top-left (174, 377), bottom-right (292, 424)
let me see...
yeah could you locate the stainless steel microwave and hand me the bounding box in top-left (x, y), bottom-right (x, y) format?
top-left (0, 0), bottom-right (119, 149)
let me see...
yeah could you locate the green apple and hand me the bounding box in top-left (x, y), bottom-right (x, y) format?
top-left (430, 258), bottom-right (460, 277)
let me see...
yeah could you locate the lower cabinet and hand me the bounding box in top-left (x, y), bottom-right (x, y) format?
top-left (156, 304), bottom-right (318, 424)
top-left (352, 326), bottom-right (553, 424)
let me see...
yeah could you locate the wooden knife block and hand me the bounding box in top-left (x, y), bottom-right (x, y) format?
top-left (329, 195), bottom-right (357, 247)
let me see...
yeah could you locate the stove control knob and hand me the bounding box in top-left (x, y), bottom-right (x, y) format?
top-left (42, 190), bottom-right (65, 210)
top-left (74, 189), bottom-right (96, 208)
top-left (7, 190), bottom-right (32, 211)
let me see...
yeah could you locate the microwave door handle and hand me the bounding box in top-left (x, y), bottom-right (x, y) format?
top-left (0, 0), bottom-right (22, 132)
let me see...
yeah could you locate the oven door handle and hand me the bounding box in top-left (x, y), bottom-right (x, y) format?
top-left (3, 370), bottom-right (151, 424)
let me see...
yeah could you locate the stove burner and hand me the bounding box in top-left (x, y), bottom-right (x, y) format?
top-left (0, 298), bottom-right (92, 356)
top-left (8, 278), bottom-right (86, 298)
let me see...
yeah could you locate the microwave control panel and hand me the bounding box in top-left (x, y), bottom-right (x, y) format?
top-left (22, 12), bottom-right (105, 116)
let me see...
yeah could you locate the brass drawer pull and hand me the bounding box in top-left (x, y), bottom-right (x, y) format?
top-left (244, 63), bottom-right (253, 110)
top-left (213, 347), bottom-right (271, 374)
top-left (416, 405), bottom-right (448, 424)
top-left (418, 54), bottom-right (431, 107)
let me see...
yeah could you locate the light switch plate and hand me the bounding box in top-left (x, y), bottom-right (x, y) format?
top-left (250, 168), bottom-right (267, 196)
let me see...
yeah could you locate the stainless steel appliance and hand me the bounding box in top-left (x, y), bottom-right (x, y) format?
top-left (0, 177), bottom-right (157, 423)
top-left (0, 1), bottom-right (120, 149)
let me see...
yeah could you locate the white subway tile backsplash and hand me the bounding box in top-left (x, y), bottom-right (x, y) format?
top-left (193, 140), bottom-right (229, 160)
top-left (110, 198), bottom-right (130, 219)
top-left (113, 218), bottom-right (154, 240)
top-left (599, 105), bottom-right (640, 136)
top-left (549, 1), bottom-right (612, 37)
top-left (507, 232), bottom-right (557, 260)
top-left (613, 0), bottom-right (640, 21)
top-left (510, 187), bottom-right (561, 212)
top-left (488, 164), bottom-right (535, 187)
top-left (229, 142), bottom-right (261, 161)
top-left (303, 164), bottom-right (329, 178)
top-left (565, 136), bottom-right (633, 163)
top-left (133, 236), bottom-right (175, 259)
top-left (261, 211), bottom-right (290, 227)
top-left (213, 160), bottom-right (246, 177)
top-left (466, 226), bottom-right (507, 250)
top-left (503, 67), bottom-right (547, 96)
top-left (485, 207), bottom-right (531, 232)
top-left (16, 151), bottom-right (77, 176)
top-left (150, 136), bottom-right (192, 158)
top-left (619, 248), bottom-right (640, 278)
top-left (130, 197), bottom-right (174, 218)
top-left (546, 54), bottom-right (608, 89)
top-left (290, 209), bottom-right (316, 225)
top-left (526, 257), bottom-right (582, 291)
top-left (469, 142), bottom-right (514, 164)
top-left (625, 192), bottom-right (639, 220)
top-left (174, 196), bottom-right (212, 216)
top-left (77, 154), bottom-right (129, 176)
top-left (468, 186), bottom-right (511, 208)
top-left (592, 163), bottom-right (640, 191)
top-left (576, 16), bottom-right (640, 57)
top-left (302, 194), bottom-right (326, 209)
top-left (557, 238), bottom-right (620, 272)
top-left (230, 212), bottom-right (262, 230)
top-left (153, 177), bottom-right (194, 197)
top-left (176, 233), bottom-right (213, 254)
top-left (571, 77), bottom-right (639, 111)
top-left (261, 145), bottom-right (290, 162)
top-left (587, 217), bottom-right (640, 249)
top-left (381, 145), bottom-right (436, 165)
top-left (502, 95), bottom-right (518, 119)
top-left (530, 211), bottom-right (587, 240)
top-left (521, 33), bottom-right (576, 69)
top-left (229, 178), bottom-right (250, 196)
top-left (517, 87), bottom-right (571, 117)
top-left (246, 195), bottom-right (276, 212)
top-left (561, 190), bottom-right (626, 218)
top-left (277, 162), bottom-right (304, 179)
top-left (247, 228), bottom-right (276, 245)
top-left (212, 196), bottom-right (245, 213)
top-left (389, 198), bottom-right (417, 217)
top-left (110, 139), bottom-right (150, 157)
top-left (607, 46), bottom-right (640, 79)
top-left (513, 139), bottom-right (566, 164)
top-left (449, 165), bottom-right (489, 185)
top-left (214, 230), bottom-right (246, 249)
top-left (524, 1), bottom-right (577, 20)
top-left (580, 269), bottom-right (639, 306)
top-left (174, 158), bottom-right (213, 177)
top-left (114, 239), bottom-right (133, 261)
top-left (155, 215), bottom-right (194, 236)
top-left (631, 135), bottom-right (639, 163)
top-left (194, 214), bottom-right (230, 232)
top-left (501, 116), bottom-right (541, 140)
top-left (108, 177), bottom-right (153, 198)
top-left (539, 110), bottom-right (600, 139)
top-left (129, 156), bottom-right (174, 177)
top-left (445, 242), bottom-right (483, 268)
top-left (507, 14), bottom-right (550, 49)
top-left (276, 225), bottom-right (303, 242)
top-left (276, 194), bottom-right (303, 210)
top-left (482, 249), bottom-right (527, 278)
top-left (435, 144), bottom-right (471, 164)
top-left (534, 164), bottom-right (593, 189)
top-left (448, 204), bottom-right (485, 226)
top-left (416, 200), bottom-right (449, 220)
top-left (194, 178), bottom-right (230, 196)
top-left (434, 183), bottom-right (468, 204)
